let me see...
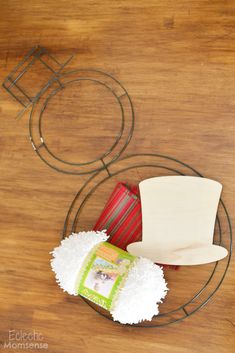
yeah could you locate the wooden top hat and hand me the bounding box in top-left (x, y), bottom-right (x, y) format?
top-left (127, 176), bottom-right (228, 265)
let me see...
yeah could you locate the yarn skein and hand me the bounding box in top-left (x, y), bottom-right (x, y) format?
top-left (51, 230), bottom-right (168, 324)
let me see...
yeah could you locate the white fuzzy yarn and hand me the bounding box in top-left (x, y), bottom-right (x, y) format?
top-left (51, 231), bottom-right (168, 324)
top-left (51, 230), bottom-right (108, 295)
top-left (111, 257), bottom-right (168, 324)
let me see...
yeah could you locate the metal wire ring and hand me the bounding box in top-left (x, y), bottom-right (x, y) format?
top-left (62, 153), bottom-right (232, 327)
top-left (29, 69), bottom-right (135, 175)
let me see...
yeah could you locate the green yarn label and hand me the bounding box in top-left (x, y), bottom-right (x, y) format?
top-left (76, 242), bottom-right (136, 311)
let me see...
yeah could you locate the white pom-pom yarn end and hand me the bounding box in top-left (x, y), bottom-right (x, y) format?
top-left (50, 230), bottom-right (168, 324)
top-left (50, 230), bottom-right (108, 295)
top-left (111, 258), bottom-right (168, 324)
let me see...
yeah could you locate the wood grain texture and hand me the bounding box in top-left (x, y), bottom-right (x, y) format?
top-left (0, 1), bottom-right (234, 352)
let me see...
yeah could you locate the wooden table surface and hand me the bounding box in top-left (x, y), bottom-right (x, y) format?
top-left (0, 1), bottom-right (234, 352)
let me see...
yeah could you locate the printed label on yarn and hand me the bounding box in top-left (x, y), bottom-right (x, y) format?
top-left (76, 242), bottom-right (137, 311)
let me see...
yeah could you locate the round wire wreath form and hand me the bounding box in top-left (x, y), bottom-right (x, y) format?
top-left (62, 154), bottom-right (232, 327)
top-left (29, 69), bottom-right (135, 175)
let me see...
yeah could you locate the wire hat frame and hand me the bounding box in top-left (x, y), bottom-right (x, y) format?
top-left (3, 47), bottom-right (232, 327)
top-left (2, 46), bottom-right (74, 119)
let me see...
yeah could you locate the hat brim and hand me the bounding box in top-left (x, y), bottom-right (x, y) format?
top-left (127, 242), bottom-right (228, 265)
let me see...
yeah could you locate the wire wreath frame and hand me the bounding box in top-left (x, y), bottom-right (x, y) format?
top-left (28, 69), bottom-right (135, 175)
top-left (62, 153), bottom-right (232, 327)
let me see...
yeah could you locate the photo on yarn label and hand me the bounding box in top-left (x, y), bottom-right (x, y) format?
top-left (84, 257), bottom-right (119, 298)
top-left (77, 242), bottom-right (136, 310)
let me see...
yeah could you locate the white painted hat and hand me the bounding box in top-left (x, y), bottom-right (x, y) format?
top-left (127, 176), bottom-right (228, 265)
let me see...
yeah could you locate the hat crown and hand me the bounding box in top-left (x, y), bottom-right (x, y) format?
top-left (139, 176), bottom-right (222, 249)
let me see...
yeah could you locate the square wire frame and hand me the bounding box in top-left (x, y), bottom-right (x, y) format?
top-left (2, 46), bottom-right (73, 119)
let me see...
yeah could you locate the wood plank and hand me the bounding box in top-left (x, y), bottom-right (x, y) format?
top-left (0, 1), bottom-right (234, 352)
